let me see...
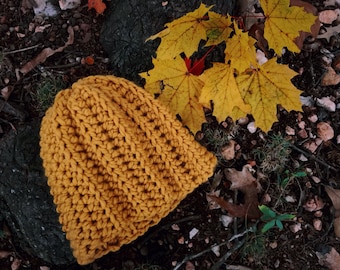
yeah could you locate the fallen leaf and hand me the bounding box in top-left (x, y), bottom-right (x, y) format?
top-left (318, 24), bottom-right (340, 41)
top-left (88, 0), bottom-right (106, 14)
top-left (147, 3), bottom-right (212, 59)
top-left (236, 58), bottom-right (302, 132)
top-left (317, 122), bottom-right (334, 141)
top-left (203, 11), bottom-right (232, 47)
top-left (208, 165), bottom-right (261, 219)
top-left (140, 57), bottom-right (205, 132)
top-left (225, 26), bottom-right (258, 72)
top-left (316, 246), bottom-right (340, 270)
top-left (199, 62), bottom-right (251, 122)
top-left (334, 217), bottom-right (340, 238)
top-left (19, 26), bottom-right (74, 75)
top-left (290, 0), bottom-right (321, 49)
top-left (261, 0), bottom-right (318, 54)
top-left (325, 186), bottom-right (340, 211)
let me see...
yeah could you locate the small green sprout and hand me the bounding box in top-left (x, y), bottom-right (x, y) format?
top-left (259, 205), bottom-right (295, 233)
top-left (278, 169), bottom-right (307, 188)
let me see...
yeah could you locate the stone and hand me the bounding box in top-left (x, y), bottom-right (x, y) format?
top-left (0, 119), bottom-right (74, 265)
top-left (100, 0), bottom-right (236, 85)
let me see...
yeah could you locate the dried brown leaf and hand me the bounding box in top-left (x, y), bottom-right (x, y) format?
top-left (325, 186), bottom-right (340, 213)
top-left (290, 0), bottom-right (320, 49)
top-left (224, 164), bottom-right (258, 192)
top-left (334, 217), bottom-right (340, 238)
top-left (318, 24), bottom-right (340, 41)
top-left (207, 164), bottom-right (262, 219)
top-left (19, 26), bottom-right (74, 75)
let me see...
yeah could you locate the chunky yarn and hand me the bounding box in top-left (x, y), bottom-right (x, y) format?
top-left (40, 75), bottom-right (217, 265)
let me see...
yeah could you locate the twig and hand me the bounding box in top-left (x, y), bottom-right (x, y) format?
top-left (173, 241), bottom-right (230, 270)
top-left (173, 225), bottom-right (257, 270)
top-left (138, 215), bottom-right (202, 248)
top-left (210, 239), bottom-right (245, 270)
top-left (289, 143), bottom-right (339, 172)
top-left (2, 44), bottom-right (42, 55)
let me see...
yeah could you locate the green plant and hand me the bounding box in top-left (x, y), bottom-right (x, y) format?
top-left (253, 134), bottom-right (291, 173)
top-left (241, 230), bottom-right (267, 262)
top-left (277, 169), bottom-right (307, 188)
top-left (36, 75), bottom-right (66, 111)
top-left (259, 205), bottom-right (295, 233)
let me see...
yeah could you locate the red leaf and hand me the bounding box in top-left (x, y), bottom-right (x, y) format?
top-left (184, 57), bottom-right (205, 76)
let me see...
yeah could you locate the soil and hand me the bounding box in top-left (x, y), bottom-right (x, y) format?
top-left (0, 0), bottom-right (340, 270)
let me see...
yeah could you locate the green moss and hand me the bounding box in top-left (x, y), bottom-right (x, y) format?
top-left (36, 75), bottom-right (66, 111)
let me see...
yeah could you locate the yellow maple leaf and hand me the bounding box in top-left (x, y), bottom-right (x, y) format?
top-left (236, 58), bottom-right (302, 132)
top-left (261, 0), bottom-right (317, 54)
top-left (146, 3), bottom-right (212, 59)
top-left (199, 62), bottom-right (251, 122)
top-left (225, 26), bottom-right (258, 73)
top-left (140, 57), bottom-right (205, 132)
top-left (203, 12), bottom-right (233, 47)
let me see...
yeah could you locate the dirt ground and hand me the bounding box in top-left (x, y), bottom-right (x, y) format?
top-left (0, 0), bottom-right (340, 269)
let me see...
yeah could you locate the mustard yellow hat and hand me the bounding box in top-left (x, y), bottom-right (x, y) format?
top-left (39, 75), bottom-right (217, 265)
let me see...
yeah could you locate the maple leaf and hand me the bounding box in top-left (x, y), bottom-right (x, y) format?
top-left (225, 26), bottom-right (258, 73)
top-left (140, 57), bottom-right (205, 132)
top-left (184, 56), bottom-right (205, 76)
top-left (236, 58), bottom-right (302, 132)
top-left (260, 0), bottom-right (317, 54)
top-left (199, 62), bottom-right (251, 122)
top-left (146, 3), bottom-right (212, 59)
top-left (88, 0), bottom-right (106, 14)
top-left (208, 165), bottom-right (261, 219)
top-left (203, 11), bottom-right (233, 47)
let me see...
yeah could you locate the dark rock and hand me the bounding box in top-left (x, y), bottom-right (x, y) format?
top-left (0, 119), bottom-right (74, 265)
top-left (100, 0), bottom-right (236, 85)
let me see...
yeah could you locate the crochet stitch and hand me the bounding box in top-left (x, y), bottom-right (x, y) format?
top-left (40, 75), bottom-right (217, 265)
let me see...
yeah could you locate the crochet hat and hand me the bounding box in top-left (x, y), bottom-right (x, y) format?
top-left (40, 75), bottom-right (217, 265)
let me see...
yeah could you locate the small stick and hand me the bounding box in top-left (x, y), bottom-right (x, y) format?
top-left (2, 44), bottom-right (42, 55)
top-left (173, 225), bottom-right (256, 270)
top-left (289, 143), bottom-right (339, 172)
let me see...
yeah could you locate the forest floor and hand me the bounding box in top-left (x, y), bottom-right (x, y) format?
top-left (0, 0), bottom-right (340, 269)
